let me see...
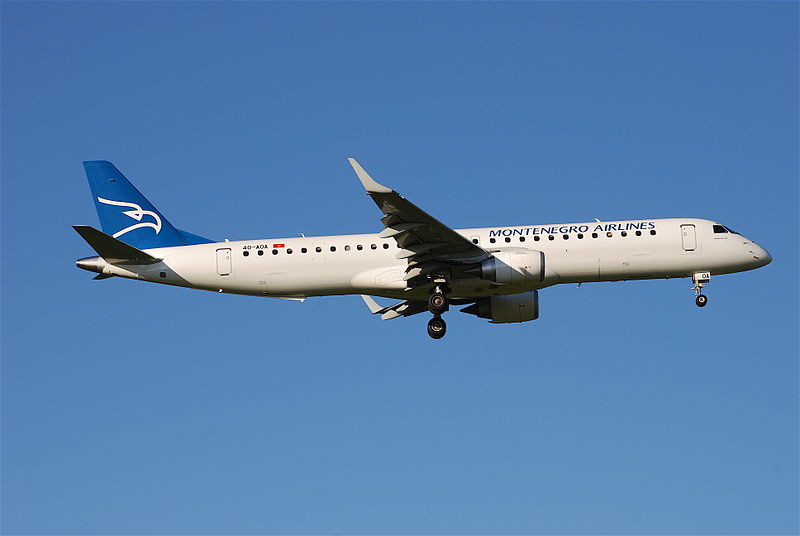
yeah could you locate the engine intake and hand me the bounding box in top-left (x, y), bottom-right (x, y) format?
top-left (461, 291), bottom-right (540, 323)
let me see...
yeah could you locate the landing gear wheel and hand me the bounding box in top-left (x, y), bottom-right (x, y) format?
top-left (427, 315), bottom-right (447, 339)
top-left (427, 292), bottom-right (449, 315)
top-left (691, 272), bottom-right (710, 308)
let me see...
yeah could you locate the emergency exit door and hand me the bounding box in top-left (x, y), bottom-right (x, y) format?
top-left (216, 248), bottom-right (232, 276)
top-left (681, 224), bottom-right (696, 251)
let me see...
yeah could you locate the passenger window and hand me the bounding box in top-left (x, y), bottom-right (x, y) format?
top-left (563, 234), bottom-right (569, 240)
top-left (371, 244), bottom-right (377, 250)
top-left (548, 235), bottom-right (554, 241)
top-left (650, 230), bottom-right (657, 236)
top-left (243, 250), bottom-right (249, 257)
top-left (606, 232), bottom-right (613, 237)
top-left (287, 249), bottom-right (293, 254)
top-left (316, 246), bottom-right (322, 253)
top-left (534, 236), bottom-right (540, 241)
top-left (505, 237), bottom-right (511, 243)
top-left (345, 245), bottom-right (351, 251)
top-left (592, 233), bottom-right (598, 238)
top-left (330, 246), bottom-right (336, 252)
top-left (383, 243), bottom-right (389, 249)
top-left (301, 247), bottom-right (308, 253)
top-left (272, 249), bottom-right (278, 255)
top-left (577, 233), bottom-right (584, 239)
top-left (621, 231), bottom-right (627, 237)
top-left (635, 231), bottom-right (641, 237)
top-left (257, 250), bottom-right (264, 256)
top-left (519, 237), bottom-right (525, 242)
top-left (357, 245), bottom-right (363, 251)
top-left (489, 238), bottom-right (496, 244)
top-left (713, 225), bottom-right (728, 233)
top-left (472, 238), bottom-right (478, 244)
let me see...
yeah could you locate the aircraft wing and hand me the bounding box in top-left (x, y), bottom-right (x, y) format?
top-left (360, 294), bottom-right (479, 320)
top-left (348, 158), bottom-right (490, 285)
top-left (361, 295), bottom-right (428, 320)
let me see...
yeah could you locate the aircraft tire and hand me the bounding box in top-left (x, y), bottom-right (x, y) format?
top-left (695, 294), bottom-right (708, 307)
top-left (428, 292), bottom-right (448, 315)
top-left (427, 315), bottom-right (447, 339)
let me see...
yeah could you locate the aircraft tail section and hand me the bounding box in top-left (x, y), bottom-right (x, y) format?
top-left (83, 160), bottom-right (212, 249)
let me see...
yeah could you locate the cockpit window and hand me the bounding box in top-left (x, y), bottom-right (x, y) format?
top-left (724, 226), bottom-right (740, 235)
top-left (713, 225), bottom-right (728, 233)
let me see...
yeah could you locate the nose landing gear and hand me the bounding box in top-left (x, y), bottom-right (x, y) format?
top-left (692, 272), bottom-right (710, 308)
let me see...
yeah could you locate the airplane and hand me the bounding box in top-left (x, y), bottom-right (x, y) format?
top-left (74, 159), bottom-right (772, 339)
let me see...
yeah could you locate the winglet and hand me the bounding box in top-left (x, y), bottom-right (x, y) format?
top-left (360, 294), bottom-right (384, 314)
top-left (348, 158), bottom-right (393, 194)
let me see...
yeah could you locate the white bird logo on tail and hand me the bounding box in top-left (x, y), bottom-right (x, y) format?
top-left (97, 197), bottom-right (162, 238)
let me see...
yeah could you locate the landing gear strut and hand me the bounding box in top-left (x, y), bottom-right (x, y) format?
top-left (692, 272), bottom-right (710, 308)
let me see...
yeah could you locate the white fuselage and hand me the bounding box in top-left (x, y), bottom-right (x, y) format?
top-left (93, 218), bottom-right (771, 301)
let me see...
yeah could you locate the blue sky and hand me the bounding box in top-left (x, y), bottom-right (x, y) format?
top-left (1, 2), bottom-right (797, 533)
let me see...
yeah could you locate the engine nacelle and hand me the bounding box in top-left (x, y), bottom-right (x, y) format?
top-left (473, 249), bottom-right (544, 285)
top-left (461, 291), bottom-right (540, 323)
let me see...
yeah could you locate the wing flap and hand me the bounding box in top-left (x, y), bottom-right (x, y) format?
top-left (377, 222), bottom-right (426, 239)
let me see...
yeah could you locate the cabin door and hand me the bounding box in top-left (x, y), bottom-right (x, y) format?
top-left (681, 224), bottom-right (697, 251)
top-left (216, 248), bottom-right (232, 276)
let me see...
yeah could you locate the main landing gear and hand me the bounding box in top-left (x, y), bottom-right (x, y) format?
top-left (427, 290), bottom-right (448, 315)
top-left (427, 285), bottom-right (449, 339)
top-left (427, 315), bottom-right (447, 339)
top-left (692, 272), bottom-right (711, 308)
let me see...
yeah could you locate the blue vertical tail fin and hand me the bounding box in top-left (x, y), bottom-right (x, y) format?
top-left (83, 160), bottom-right (212, 249)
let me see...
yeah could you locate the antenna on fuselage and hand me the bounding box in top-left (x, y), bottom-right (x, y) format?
top-left (594, 218), bottom-right (602, 222)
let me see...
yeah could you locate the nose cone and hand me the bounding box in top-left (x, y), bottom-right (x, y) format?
top-left (749, 243), bottom-right (772, 268)
top-left (76, 256), bottom-right (106, 273)
top-left (759, 246), bottom-right (773, 266)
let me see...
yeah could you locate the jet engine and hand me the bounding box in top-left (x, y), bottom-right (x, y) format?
top-left (468, 249), bottom-right (544, 285)
top-left (461, 291), bottom-right (539, 323)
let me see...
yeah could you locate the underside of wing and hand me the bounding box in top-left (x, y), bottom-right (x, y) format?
top-left (360, 295), bottom-right (428, 320)
top-left (361, 295), bottom-right (479, 320)
top-left (348, 159), bottom-right (490, 288)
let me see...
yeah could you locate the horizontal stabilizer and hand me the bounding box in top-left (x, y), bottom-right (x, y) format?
top-left (73, 225), bottom-right (160, 265)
